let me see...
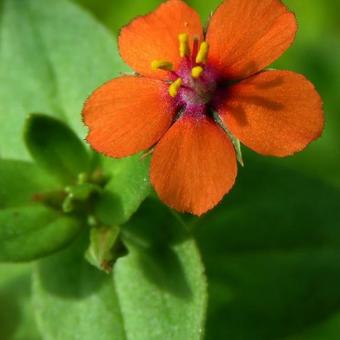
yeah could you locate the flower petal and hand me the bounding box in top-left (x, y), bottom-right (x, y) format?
top-left (217, 71), bottom-right (324, 157)
top-left (150, 115), bottom-right (237, 216)
top-left (206, 0), bottom-right (297, 80)
top-left (118, 0), bottom-right (203, 80)
top-left (83, 76), bottom-right (175, 158)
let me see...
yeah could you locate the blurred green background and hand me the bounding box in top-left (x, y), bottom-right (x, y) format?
top-left (1, 0), bottom-right (340, 339)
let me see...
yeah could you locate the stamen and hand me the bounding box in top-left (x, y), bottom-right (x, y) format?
top-left (196, 41), bottom-right (209, 64)
top-left (151, 60), bottom-right (173, 71)
top-left (168, 78), bottom-right (182, 97)
top-left (178, 33), bottom-right (189, 57)
top-left (191, 66), bottom-right (204, 79)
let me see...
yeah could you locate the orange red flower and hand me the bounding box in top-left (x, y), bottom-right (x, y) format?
top-left (83, 0), bottom-right (324, 216)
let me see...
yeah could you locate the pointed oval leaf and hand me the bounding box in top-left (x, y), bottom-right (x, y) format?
top-left (0, 205), bottom-right (82, 262)
top-left (24, 114), bottom-right (90, 184)
top-left (114, 198), bottom-right (207, 340)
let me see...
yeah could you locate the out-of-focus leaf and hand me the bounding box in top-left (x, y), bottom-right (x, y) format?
top-left (24, 114), bottom-right (90, 184)
top-left (0, 263), bottom-right (41, 340)
top-left (94, 155), bottom-right (150, 226)
top-left (284, 312), bottom-right (340, 340)
top-left (194, 157), bottom-right (340, 340)
top-left (114, 198), bottom-right (207, 340)
top-left (33, 233), bottom-right (126, 340)
top-left (187, 0), bottom-right (220, 22)
top-left (0, 205), bottom-right (82, 262)
top-left (74, 0), bottom-right (162, 34)
top-left (0, 159), bottom-right (58, 208)
top-left (0, 0), bottom-right (122, 160)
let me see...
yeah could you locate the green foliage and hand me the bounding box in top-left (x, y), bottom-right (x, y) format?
top-left (0, 264), bottom-right (40, 340)
top-left (0, 116), bottom-right (151, 262)
top-left (115, 198), bottom-right (207, 340)
top-left (0, 160), bottom-right (58, 208)
top-left (33, 202), bottom-right (207, 340)
top-left (24, 114), bottom-right (91, 184)
top-left (33, 234), bottom-right (126, 340)
top-left (0, 0), bottom-right (151, 265)
top-left (194, 157), bottom-right (340, 340)
top-left (0, 159), bottom-right (82, 262)
top-left (0, 206), bottom-right (82, 262)
top-left (94, 156), bottom-right (151, 226)
top-left (0, 0), bottom-right (123, 160)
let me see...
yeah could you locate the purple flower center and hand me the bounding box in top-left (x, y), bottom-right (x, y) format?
top-left (174, 59), bottom-right (218, 118)
top-left (151, 34), bottom-right (225, 120)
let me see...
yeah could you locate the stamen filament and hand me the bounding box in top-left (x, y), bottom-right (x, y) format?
top-left (192, 37), bottom-right (199, 63)
top-left (151, 60), bottom-right (173, 71)
top-left (196, 41), bottom-right (209, 64)
top-left (191, 66), bottom-right (204, 79)
top-left (169, 78), bottom-right (182, 97)
top-left (178, 33), bottom-right (189, 57)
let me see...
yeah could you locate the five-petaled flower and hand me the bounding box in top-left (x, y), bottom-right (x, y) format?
top-left (83, 0), bottom-right (324, 216)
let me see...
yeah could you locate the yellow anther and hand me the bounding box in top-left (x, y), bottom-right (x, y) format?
top-left (151, 60), bottom-right (173, 71)
top-left (168, 78), bottom-right (182, 97)
top-left (191, 66), bottom-right (204, 79)
top-left (196, 41), bottom-right (209, 64)
top-left (178, 33), bottom-right (189, 57)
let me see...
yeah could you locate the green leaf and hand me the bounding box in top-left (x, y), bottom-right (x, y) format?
top-left (94, 155), bottom-right (151, 226)
top-left (0, 158), bottom-right (82, 262)
top-left (33, 233), bottom-right (126, 340)
top-left (0, 159), bottom-right (58, 208)
top-left (24, 114), bottom-right (90, 184)
top-left (33, 199), bottom-right (207, 340)
top-left (114, 198), bottom-right (207, 340)
top-left (0, 205), bottom-right (82, 262)
top-left (0, 263), bottom-right (41, 340)
top-left (0, 0), bottom-right (122, 160)
top-left (193, 157), bottom-right (340, 340)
